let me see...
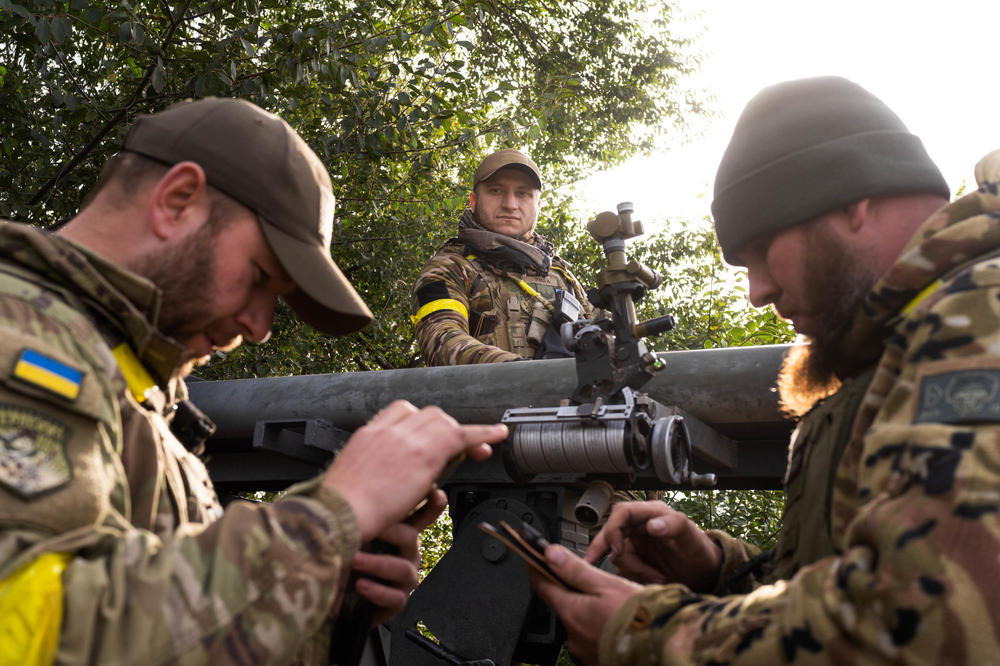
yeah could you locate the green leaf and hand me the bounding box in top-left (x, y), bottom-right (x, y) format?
top-left (292, 28), bottom-right (303, 44)
top-left (150, 60), bottom-right (165, 92)
top-left (35, 18), bottom-right (50, 44)
top-left (118, 21), bottom-right (132, 43)
top-left (50, 17), bottom-right (70, 44)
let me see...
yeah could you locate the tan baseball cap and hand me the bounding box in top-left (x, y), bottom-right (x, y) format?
top-left (473, 149), bottom-right (542, 190)
top-left (123, 97), bottom-right (373, 335)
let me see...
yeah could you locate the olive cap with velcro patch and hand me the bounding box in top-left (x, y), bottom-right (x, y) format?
top-left (124, 97), bottom-right (373, 335)
top-left (473, 149), bottom-right (543, 190)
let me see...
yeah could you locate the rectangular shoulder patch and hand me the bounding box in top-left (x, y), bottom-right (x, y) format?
top-left (12, 349), bottom-right (83, 401)
top-left (914, 369), bottom-right (1000, 424)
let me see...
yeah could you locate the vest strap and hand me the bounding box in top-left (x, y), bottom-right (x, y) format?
top-left (111, 342), bottom-right (157, 404)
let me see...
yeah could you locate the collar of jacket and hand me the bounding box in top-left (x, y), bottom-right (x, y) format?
top-left (836, 150), bottom-right (1000, 376)
top-left (0, 221), bottom-right (186, 388)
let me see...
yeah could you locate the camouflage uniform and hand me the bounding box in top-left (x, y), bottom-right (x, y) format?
top-left (411, 212), bottom-right (636, 557)
top-left (411, 211), bottom-right (592, 365)
top-left (0, 221), bottom-right (358, 665)
top-left (599, 151), bottom-right (1000, 665)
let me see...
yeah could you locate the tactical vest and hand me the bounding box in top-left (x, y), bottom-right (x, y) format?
top-left (466, 256), bottom-right (588, 358)
top-left (767, 367), bottom-right (876, 582)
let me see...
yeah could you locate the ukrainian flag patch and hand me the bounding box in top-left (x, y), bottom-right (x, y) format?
top-left (12, 349), bottom-right (83, 401)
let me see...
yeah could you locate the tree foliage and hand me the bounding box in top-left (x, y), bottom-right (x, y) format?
top-left (1, 0), bottom-right (703, 376)
top-left (5, 1), bottom-right (792, 641)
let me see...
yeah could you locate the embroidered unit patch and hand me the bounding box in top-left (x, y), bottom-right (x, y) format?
top-left (12, 349), bottom-right (83, 401)
top-left (0, 404), bottom-right (71, 499)
top-left (915, 369), bottom-right (1000, 424)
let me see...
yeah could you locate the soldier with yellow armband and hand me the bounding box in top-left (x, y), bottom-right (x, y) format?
top-left (410, 150), bottom-right (641, 559)
top-left (0, 98), bottom-right (507, 665)
top-left (411, 149), bottom-right (594, 366)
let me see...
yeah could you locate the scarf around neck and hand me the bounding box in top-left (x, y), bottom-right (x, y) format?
top-left (456, 208), bottom-right (554, 275)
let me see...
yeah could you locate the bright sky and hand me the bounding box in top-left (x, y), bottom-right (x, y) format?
top-left (578, 0), bottom-right (1000, 229)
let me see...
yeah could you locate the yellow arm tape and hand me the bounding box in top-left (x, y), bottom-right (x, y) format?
top-left (410, 299), bottom-right (470, 325)
top-left (901, 279), bottom-right (943, 317)
top-left (0, 552), bottom-right (71, 666)
top-left (111, 342), bottom-right (157, 404)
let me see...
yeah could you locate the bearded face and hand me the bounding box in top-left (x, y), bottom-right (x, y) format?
top-left (776, 221), bottom-right (882, 417)
top-left (126, 200), bottom-right (242, 376)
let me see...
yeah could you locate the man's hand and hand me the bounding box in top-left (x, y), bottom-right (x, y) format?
top-left (530, 545), bottom-right (642, 666)
top-left (586, 501), bottom-right (720, 592)
top-left (350, 490), bottom-right (447, 627)
top-left (324, 400), bottom-right (506, 542)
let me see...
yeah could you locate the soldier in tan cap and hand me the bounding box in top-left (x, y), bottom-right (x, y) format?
top-left (410, 148), bottom-right (594, 365)
top-left (0, 97), bottom-right (507, 664)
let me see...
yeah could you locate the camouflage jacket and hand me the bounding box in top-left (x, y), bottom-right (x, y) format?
top-left (411, 235), bottom-right (591, 365)
top-left (600, 150), bottom-right (1000, 665)
top-left (0, 222), bottom-right (359, 665)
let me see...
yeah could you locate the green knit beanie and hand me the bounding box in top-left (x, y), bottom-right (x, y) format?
top-left (711, 76), bottom-right (949, 263)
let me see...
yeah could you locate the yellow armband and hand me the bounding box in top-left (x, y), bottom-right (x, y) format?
top-left (410, 299), bottom-right (469, 325)
top-left (0, 552), bottom-right (71, 666)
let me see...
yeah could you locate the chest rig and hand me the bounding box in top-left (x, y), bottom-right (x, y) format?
top-left (768, 367), bottom-right (876, 581)
top-left (465, 255), bottom-right (582, 358)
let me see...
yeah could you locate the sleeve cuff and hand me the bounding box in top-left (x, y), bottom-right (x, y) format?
top-left (280, 475), bottom-right (362, 560)
top-left (705, 529), bottom-right (759, 595)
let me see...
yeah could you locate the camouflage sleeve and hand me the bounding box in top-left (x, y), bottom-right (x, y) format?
top-left (0, 312), bottom-right (359, 664)
top-left (411, 250), bottom-right (520, 365)
top-left (597, 264), bottom-right (1000, 663)
top-left (60, 478), bottom-right (360, 665)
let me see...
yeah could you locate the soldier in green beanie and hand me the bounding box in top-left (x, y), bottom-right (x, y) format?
top-left (529, 76), bottom-right (1000, 665)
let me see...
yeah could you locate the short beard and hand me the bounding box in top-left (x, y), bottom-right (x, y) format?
top-left (777, 224), bottom-right (880, 418)
top-left (127, 209), bottom-right (228, 357)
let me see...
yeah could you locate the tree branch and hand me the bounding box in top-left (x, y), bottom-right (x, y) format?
top-left (51, 45), bottom-right (110, 121)
top-left (28, 0), bottom-right (196, 207)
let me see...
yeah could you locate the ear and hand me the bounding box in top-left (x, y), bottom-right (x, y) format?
top-left (469, 190), bottom-right (477, 213)
top-left (148, 162), bottom-right (211, 241)
top-left (843, 198), bottom-right (872, 234)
